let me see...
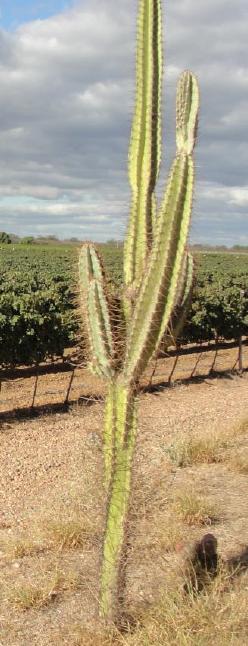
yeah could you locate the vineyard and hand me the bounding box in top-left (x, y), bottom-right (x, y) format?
top-left (0, 244), bottom-right (248, 368)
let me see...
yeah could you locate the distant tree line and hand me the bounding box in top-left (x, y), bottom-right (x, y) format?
top-left (0, 231), bottom-right (247, 251)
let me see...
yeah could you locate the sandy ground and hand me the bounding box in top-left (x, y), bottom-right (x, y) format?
top-left (0, 340), bottom-right (247, 416)
top-left (0, 350), bottom-right (248, 644)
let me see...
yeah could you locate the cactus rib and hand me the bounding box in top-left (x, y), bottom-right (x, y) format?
top-left (79, 244), bottom-right (114, 378)
top-left (124, 0), bottom-right (163, 290)
top-left (164, 252), bottom-right (194, 348)
top-left (124, 153), bottom-right (194, 381)
top-left (100, 380), bottom-right (137, 618)
top-left (176, 70), bottom-right (199, 155)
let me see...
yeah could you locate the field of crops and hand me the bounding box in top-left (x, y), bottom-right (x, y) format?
top-left (0, 243), bottom-right (248, 367)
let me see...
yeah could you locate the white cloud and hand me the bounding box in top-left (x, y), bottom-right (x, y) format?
top-left (229, 188), bottom-right (248, 206)
top-left (198, 182), bottom-right (248, 206)
top-left (0, 0), bottom-right (247, 243)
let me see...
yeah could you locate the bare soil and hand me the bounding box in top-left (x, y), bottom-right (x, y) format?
top-left (0, 348), bottom-right (248, 644)
top-left (0, 340), bottom-right (247, 416)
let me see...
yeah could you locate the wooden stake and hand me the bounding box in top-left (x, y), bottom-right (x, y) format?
top-left (64, 369), bottom-right (75, 405)
top-left (238, 336), bottom-right (243, 373)
top-left (31, 365), bottom-right (39, 409)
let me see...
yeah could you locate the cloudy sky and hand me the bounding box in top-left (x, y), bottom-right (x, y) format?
top-left (0, 0), bottom-right (247, 244)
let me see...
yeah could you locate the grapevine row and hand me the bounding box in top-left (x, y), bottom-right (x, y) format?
top-left (0, 246), bottom-right (248, 367)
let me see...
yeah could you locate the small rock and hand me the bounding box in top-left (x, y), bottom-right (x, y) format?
top-left (12, 562), bottom-right (21, 569)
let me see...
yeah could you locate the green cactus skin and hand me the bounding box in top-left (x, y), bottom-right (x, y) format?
top-left (170, 252), bottom-right (194, 343)
top-left (124, 0), bottom-right (163, 295)
top-left (163, 252), bottom-right (194, 349)
top-left (79, 245), bottom-right (114, 378)
top-left (176, 71), bottom-right (199, 155)
top-left (78, 0), bottom-right (199, 623)
top-left (124, 152), bottom-right (195, 383)
top-left (101, 379), bottom-right (137, 615)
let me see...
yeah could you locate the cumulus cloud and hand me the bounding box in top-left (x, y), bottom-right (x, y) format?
top-left (0, 0), bottom-right (247, 243)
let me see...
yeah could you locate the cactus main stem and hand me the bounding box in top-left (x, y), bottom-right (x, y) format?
top-left (100, 379), bottom-right (137, 620)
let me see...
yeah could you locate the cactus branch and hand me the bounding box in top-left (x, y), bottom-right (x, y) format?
top-left (124, 0), bottom-right (163, 292)
top-left (124, 154), bottom-right (195, 382)
top-left (79, 244), bottom-right (114, 378)
top-left (164, 252), bottom-right (194, 348)
top-left (176, 70), bottom-right (199, 155)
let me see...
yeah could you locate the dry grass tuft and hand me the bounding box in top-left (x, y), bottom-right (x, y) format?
top-left (41, 517), bottom-right (96, 550)
top-left (0, 535), bottom-right (44, 560)
top-left (0, 512), bottom-right (97, 561)
top-left (165, 418), bottom-right (248, 468)
top-left (227, 449), bottom-right (248, 475)
top-left (173, 491), bottom-right (219, 527)
top-left (7, 567), bottom-right (80, 611)
top-left (121, 574), bottom-right (248, 645)
top-left (53, 573), bottom-right (248, 646)
top-left (231, 419), bottom-right (248, 438)
top-left (166, 434), bottom-right (227, 467)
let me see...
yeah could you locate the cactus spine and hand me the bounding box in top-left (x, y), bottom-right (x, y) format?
top-left (78, 0), bottom-right (199, 622)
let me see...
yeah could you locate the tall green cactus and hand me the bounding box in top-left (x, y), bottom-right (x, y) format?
top-left (78, 0), bottom-right (199, 622)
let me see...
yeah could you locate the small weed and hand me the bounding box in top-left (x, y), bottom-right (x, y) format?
top-left (1, 536), bottom-right (44, 560)
top-left (8, 568), bottom-right (79, 610)
top-left (228, 450), bottom-right (248, 475)
top-left (174, 491), bottom-right (218, 526)
top-left (166, 419), bottom-right (248, 468)
top-left (166, 434), bottom-right (228, 467)
top-left (232, 419), bottom-right (248, 438)
top-left (121, 574), bottom-right (248, 646)
top-left (8, 584), bottom-right (46, 611)
top-left (42, 517), bottom-right (95, 550)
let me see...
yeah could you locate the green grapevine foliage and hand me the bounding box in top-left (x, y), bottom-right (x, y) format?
top-left (0, 245), bottom-right (248, 367)
top-left (184, 253), bottom-right (248, 343)
top-left (0, 245), bottom-right (77, 366)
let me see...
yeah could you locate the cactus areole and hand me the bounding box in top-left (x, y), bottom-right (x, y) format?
top-left (78, 0), bottom-right (199, 622)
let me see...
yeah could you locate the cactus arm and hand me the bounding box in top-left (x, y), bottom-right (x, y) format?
top-left (175, 252), bottom-right (194, 314)
top-left (124, 0), bottom-right (163, 291)
top-left (174, 252), bottom-right (189, 308)
top-left (169, 251), bottom-right (194, 343)
top-left (123, 71), bottom-right (199, 381)
top-left (171, 251), bottom-right (194, 327)
top-left (176, 71), bottom-right (199, 155)
top-left (124, 154), bottom-right (194, 381)
top-left (87, 280), bottom-right (114, 377)
top-left (163, 251), bottom-right (194, 348)
top-left (79, 245), bottom-right (114, 378)
top-left (80, 243), bottom-right (106, 284)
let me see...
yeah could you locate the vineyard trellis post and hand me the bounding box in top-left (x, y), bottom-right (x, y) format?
top-left (64, 368), bottom-right (75, 405)
top-left (30, 363), bottom-right (39, 410)
top-left (190, 342), bottom-right (203, 379)
top-left (168, 351), bottom-right (180, 384)
top-left (238, 336), bottom-right (243, 373)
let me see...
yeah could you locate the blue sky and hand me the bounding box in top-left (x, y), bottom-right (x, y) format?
top-left (0, 0), bottom-right (71, 29)
top-left (0, 0), bottom-right (247, 244)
